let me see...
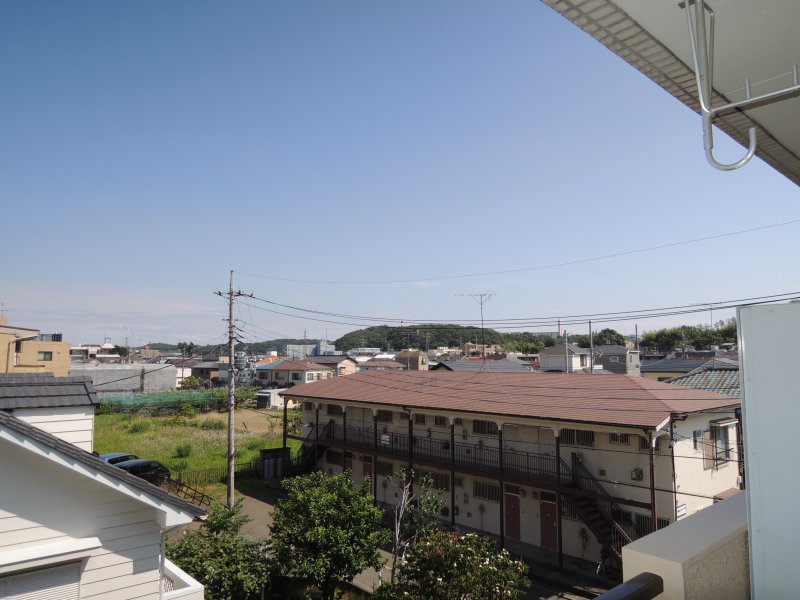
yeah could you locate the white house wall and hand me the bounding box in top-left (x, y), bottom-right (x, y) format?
top-left (11, 406), bottom-right (95, 452)
top-left (671, 412), bottom-right (740, 519)
top-left (0, 441), bottom-right (165, 599)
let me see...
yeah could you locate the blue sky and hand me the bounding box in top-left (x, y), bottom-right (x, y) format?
top-left (2, 1), bottom-right (798, 347)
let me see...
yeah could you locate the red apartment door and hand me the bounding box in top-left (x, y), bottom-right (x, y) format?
top-left (540, 501), bottom-right (558, 550)
top-left (505, 490), bottom-right (521, 540)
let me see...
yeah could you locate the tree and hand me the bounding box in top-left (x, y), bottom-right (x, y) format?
top-left (112, 344), bottom-right (129, 357)
top-left (166, 500), bottom-right (269, 600)
top-left (377, 530), bottom-right (530, 600)
top-left (388, 469), bottom-right (443, 582)
top-left (593, 328), bottom-right (626, 346)
top-left (180, 375), bottom-right (201, 390)
top-left (177, 341), bottom-right (197, 357)
top-left (269, 471), bottom-right (390, 600)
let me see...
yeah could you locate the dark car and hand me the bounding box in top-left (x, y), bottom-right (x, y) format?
top-left (99, 452), bottom-right (139, 465)
top-left (114, 459), bottom-right (171, 485)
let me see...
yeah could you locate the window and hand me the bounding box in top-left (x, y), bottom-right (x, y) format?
top-left (610, 356), bottom-right (620, 363)
top-left (306, 373), bottom-right (314, 381)
top-left (326, 450), bottom-right (343, 466)
top-left (561, 496), bottom-right (580, 521)
top-left (704, 422), bottom-right (734, 468)
top-left (561, 429), bottom-right (595, 447)
top-left (326, 404), bottom-right (343, 416)
top-left (639, 436), bottom-right (662, 453)
top-left (472, 420), bottom-right (498, 436)
top-left (417, 470), bottom-right (450, 491)
top-left (454, 476), bottom-right (464, 488)
top-left (580, 355), bottom-right (588, 366)
top-left (0, 563), bottom-right (80, 600)
top-left (291, 372), bottom-right (301, 381)
top-left (693, 429), bottom-right (703, 451)
top-left (453, 418), bottom-right (464, 426)
top-left (377, 410), bottom-right (393, 423)
top-left (473, 480), bottom-right (501, 502)
top-left (414, 414), bottom-right (426, 425)
top-left (376, 461), bottom-right (394, 476)
top-left (302, 402), bottom-right (314, 411)
top-left (434, 415), bottom-right (448, 427)
top-left (609, 433), bottom-right (630, 445)
top-left (36, 351), bottom-right (53, 361)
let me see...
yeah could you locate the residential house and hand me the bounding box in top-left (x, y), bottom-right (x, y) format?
top-left (592, 344), bottom-right (641, 376)
top-left (539, 344), bottom-right (592, 372)
top-left (189, 361), bottom-right (227, 385)
top-left (281, 371), bottom-right (740, 567)
top-left (164, 358), bottom-right (201, 389)
top-left (641, 358), bottom-right (715, 382)
top-left (665, 358), bottom-right (740, 398)
top-left (308, 355), bottom-right (359, 377)
top-left (463, 342), bottom-right (504, 357)
top-left (0, 374), bottom-right (205, 598)
top-left (0, 374), bottom-right (98, 451)
top-left (69, 342), bottom-right (122, 364)
top-left (0, 317), bottom-right (70, 377)
top-left (255, 359), bottom-right (333, 388)
top-left (359, 360), bottom-right (406, 372)
top-left (394, 350), bottom-right (430, 371)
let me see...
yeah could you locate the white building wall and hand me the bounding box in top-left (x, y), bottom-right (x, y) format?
top-left (11, 406), bottom-right (95, 452)
top-left (0, 441), bottom-right (164, 599)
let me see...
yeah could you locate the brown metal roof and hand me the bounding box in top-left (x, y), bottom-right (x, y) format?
top-left (271, 359), bottom-right (333, 372)
top-left (282, 371), bottom-right (739, 429)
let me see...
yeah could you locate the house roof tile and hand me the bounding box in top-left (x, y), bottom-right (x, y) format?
top-left (0, 374), bottom-right (99, 410)
top-left (282, 371), bottom-right (738, 429)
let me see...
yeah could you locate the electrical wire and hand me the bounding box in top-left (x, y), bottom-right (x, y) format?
top-left (235, 217), bottom-right (800, 285)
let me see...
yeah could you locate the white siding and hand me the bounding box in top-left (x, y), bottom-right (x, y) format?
top-left (0, 441), bottom-right (162, 599)
top-left (12, 407), bottom-right (94, 452)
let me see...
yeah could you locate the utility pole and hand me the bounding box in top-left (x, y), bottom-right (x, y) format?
top-left (457, 292), bottom-right (495, 368)
top-left (215, 271), bottom-right (253, 507)
top-left (589, 319), bottom-right (594, 373)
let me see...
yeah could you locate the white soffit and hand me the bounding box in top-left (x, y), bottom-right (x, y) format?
top-left (542, 0), bottom-right (800, 186)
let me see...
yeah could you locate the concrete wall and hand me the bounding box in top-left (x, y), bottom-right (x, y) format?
top-left (623, 493), bottom-right (749, 600)
top-left (70, 363), bottom-right (176, 394)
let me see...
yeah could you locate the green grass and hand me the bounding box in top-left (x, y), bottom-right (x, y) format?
top-left (95, 412), bottom-right (300, 474)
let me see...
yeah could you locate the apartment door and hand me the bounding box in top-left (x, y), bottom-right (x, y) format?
top-left (505, 486), bottom-right (521, 540)
top-left (540, 500), bottom-right (558, 550)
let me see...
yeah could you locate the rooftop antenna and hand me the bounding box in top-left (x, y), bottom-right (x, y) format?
top-left (457, 292), bottom-right (495, 369)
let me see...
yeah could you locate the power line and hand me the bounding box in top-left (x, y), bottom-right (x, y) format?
top-left (235, 217), bottom-right (800, 285)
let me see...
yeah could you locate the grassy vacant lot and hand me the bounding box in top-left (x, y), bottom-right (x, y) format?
top-left (95, 407), bottom-right (301, 475)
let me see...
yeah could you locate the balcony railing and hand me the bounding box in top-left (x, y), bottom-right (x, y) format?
top-left (311, 421), bottom-right (567, 485)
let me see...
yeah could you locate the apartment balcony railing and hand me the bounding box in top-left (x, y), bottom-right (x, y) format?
top-left (310, 421), bottom-right (570, 485)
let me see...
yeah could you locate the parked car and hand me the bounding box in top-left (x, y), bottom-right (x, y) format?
top-left (114, 459), bottom-right (171, 485)
top-left (99, 452), bottom-right (139, 465)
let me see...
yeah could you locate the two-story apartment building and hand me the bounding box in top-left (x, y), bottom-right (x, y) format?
top-left (281, 371), bottom-right (740, 567)
top-left (593, 344), bottom-right (641, 376)
top-left (0, 317), bottom-right (70, 376)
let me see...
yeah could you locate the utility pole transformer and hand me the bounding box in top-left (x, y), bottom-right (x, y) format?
top-left (215, 271), bottom-right (253, 507)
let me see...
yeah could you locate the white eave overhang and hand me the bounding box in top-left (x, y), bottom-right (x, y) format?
top-left (541, 0), bottom-right (800, 186)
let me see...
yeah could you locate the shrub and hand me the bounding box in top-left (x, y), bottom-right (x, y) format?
top-left (179, 402), bottom-right (198, 418)
top-left (96, 401), bottom-right (115, 415)
top-left (200, 419), bottom-right (225, 430)
top-left (176, 443), bottom-right (193, 458)
top-left (128, 420), bottom-right (151, 434)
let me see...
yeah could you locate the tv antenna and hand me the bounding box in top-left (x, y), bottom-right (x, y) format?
top-left (456, 291), bottom-right (496, 367)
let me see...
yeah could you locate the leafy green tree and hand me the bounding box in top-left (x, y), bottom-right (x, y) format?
top-left (593, 328), bottom-right (626, 346)
top-left (377, 530), bottom-right (530, 600)
top-left (112, 345), bottom-right (129, 357)
top-left (166, 500), bottom-right (269, 600)
top-left (269, 471), bottom-right (390, 600)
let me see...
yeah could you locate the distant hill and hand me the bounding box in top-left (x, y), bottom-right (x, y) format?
top-left (140, 339), bottom-right (320, 356)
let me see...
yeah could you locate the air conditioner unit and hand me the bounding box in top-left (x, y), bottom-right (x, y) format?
top-left (631, 468), bottom-right (644, 481)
